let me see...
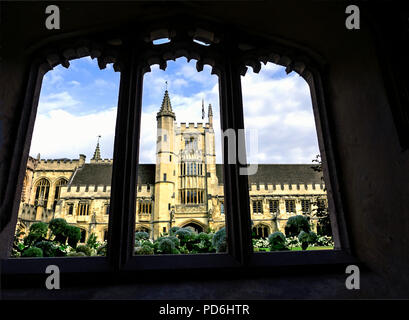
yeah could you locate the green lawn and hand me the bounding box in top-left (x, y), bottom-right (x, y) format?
top-left (290, 246), bottom-right (334, 251)
top-left (254, 246), bottom-right (333, 252)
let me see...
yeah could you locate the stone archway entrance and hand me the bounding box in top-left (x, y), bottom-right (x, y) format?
top-left (181, 222), bottom-right (203, 234)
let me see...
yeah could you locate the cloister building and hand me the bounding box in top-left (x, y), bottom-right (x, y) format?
top-left (17, 90), bottom-right (327, 243)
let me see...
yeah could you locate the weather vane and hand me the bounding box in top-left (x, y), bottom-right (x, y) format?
top-left (165, 80), bottom-right (168, 91)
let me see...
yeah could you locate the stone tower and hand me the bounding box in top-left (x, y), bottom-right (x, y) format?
top-left (153, 89), bottom-right (177, 238)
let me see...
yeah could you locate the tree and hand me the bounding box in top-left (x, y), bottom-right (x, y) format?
top-left (311, 154), bottom-right (332, 236)
top-left (268, 232), bottom-right (288, 251)
top-left (24, 222), bottom-right (48, 246)
top-left (285, 215), bottom-right (310, 237)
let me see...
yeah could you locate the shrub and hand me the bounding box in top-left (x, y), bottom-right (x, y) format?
top-left (268, 232), bottom-right (288, 251)
top-left (175, 228), bottom-right (194, 245)
top-left (164, 236), bottom-right (180, 248)
top-left (135, 244), bottom-right (154, 255)
top-left (157, 238), bottom-right (176, 254)
top-left (24, 222), bottom-right (48, 246)
top-left (197, 232), bottom-right (211, 242)
top-left (22, 247), bottom-right (43, 257)
top-left (170, 226), bottom-right (180, 235)
top-left (29, 222), bottom-right (48, 238)
top-left (49, 218), bottom-right (68, 243)
top-left (135, 231), bottom-right (150, 241)
top-left (34, 240), bottom-right (57, 257)
top-left (285, 236), bottom-right (300, 249)
top-left (96, 243), bottom-right (107, 256)
top-left (65, 225), bottom-right (81, 248)
top-left (178, 245), bottom-right (190, 254)
top-left (212, 227), bottom-right (227, 253)
top-left (308, 231), bottom-right (318, 244)
top-left (86, 233), bottom-right (99, 249)
top-left (298, 231), bottom-right (310, 250)
top-left (139, 239), bottom-right (155, 248)
top-left (192, 232), bottom-right (214, 253)
top-left (297, 231), bottom-right (319, 250)
top-left (285, 215), bottom-right (310, 237)
top-left (253, 238), bottom-right (270, 249)
top-left (315, 235), bottom-right (334, 247)
top-left (67, 252), bottom-right (87, 257)
top-left (76, 244), bottom-right (92, 256)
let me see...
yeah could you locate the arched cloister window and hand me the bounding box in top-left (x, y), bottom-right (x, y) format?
top-left (252, 225), bottom-right (270, 239)
top-left (34, 178), bottom-right (50, 208)
top-left (6, 16), bottom-right (346, 267)
top-left (53, 178), bottom-right (68, 211)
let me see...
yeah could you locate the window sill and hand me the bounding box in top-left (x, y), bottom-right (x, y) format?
top-left (0, 250), bottom-right (357, 289)
top-left (1, 249), bottom-right (355, 275)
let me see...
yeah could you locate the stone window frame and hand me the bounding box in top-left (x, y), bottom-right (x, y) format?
top-left (34, 177), bottom-right (51, 208)
top-left (1, 16), bottom-right (354, 282)
top-left (67, 203), bottom-right (74, 216)
top-left (301, 199), bottom-right (311, 214)
top-left (252, 200), bottom-right (263, 215)
top-left (285, 199), bottom-right (296, 214)
top-left (269, 199), bottom-right (279, 214)
top-left (77, 202), bottom-right (90, 216)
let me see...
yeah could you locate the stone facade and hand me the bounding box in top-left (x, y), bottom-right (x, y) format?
top-left (17, 90), bottom-right (327, 243)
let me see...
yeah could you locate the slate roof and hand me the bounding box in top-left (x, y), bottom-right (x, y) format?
top-left (69, 163), bottom-right (322, 186)
top-left (70, 164), bottom-right (155, 186)
top-left (215, 164), bottom-right (323, 185)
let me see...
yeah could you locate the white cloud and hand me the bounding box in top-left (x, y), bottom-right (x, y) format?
top-left (241, 64), bottom-right (320, 164)
top-left (43, 68), bottom-right (64, 85)
top-left (31, 59), bottom-right (320, 166)
top-left (37, 92), bottom-right (79, 114)
top-left (30, 107), bottom-right (117, 160)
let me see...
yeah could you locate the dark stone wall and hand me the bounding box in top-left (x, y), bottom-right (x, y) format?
top-left (1, 1), bottom-right (408, 298)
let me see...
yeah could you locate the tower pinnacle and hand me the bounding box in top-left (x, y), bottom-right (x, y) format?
top-left (92, 135), bottom-right (102, 161)
top-left (157, 88), bottom-right (176, 119)
top-left (208, 103), bottom-right (213, 128)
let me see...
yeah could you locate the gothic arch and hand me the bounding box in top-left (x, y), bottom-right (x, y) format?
top-left (33, 177), bottom-right (51, 208)
top-left (252, 223), bottom-right (271, 239)
top-left (52, 178), bottom-right (68, 210)
top-left (136, 225), bottom-right (151, 233)
top-left (179, 220), bottom-right (206, 234)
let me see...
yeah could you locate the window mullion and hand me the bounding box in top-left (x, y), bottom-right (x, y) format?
top-left (107, 45), bottom-right (142, 270)
top-left (218, 40), bottom-right (252, 265)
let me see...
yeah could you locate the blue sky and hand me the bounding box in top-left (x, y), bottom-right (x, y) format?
top-left (30, 56), bottom-right (320, 164)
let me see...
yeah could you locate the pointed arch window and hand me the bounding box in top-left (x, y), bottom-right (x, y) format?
top-left (53, 178), bottom-right (68, 211)
top-left (34, 178), bottom-right (50, 208)
top-left (3, 16), bottom-right (350, 282)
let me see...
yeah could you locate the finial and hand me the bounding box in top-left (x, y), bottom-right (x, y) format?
top-left (92, 135), bottom-right (102, 161)
top-left (157, 87), bottom-right (175, 119)
top-left (165, 80), bottom-right (168, 91)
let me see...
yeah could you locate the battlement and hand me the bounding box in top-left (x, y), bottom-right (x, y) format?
top-left (63, 184), bottom-right (111, 196)
top-left (249, 183), bottom-right (325, 194)
top-left (90, 158), bottom-right (113, 164)
top-left (35, 154), bottom-right (86, 170)
top-left (61, 183), bottom-right (153, 197)
top-left (136, 184), bottom-right (154, 194)
top-left (177, 122), bottom-right (210, 131)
